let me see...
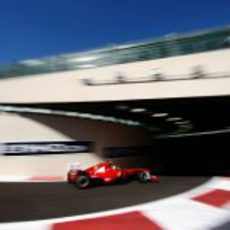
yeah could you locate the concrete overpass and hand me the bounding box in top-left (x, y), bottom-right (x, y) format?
top-left (0, 49), bottom-right (229, 103)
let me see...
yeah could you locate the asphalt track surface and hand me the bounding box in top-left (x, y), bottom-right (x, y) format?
top-left (0, 176), bottom-right (209, 223)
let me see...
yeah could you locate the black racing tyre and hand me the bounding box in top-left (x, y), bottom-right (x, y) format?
top-left (76, 175), bottom-right (91, 189)
top-left (137, 172), bottom-right (149, 183)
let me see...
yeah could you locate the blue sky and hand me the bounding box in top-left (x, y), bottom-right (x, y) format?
top-left (0, 0), bottom-right (229, 65)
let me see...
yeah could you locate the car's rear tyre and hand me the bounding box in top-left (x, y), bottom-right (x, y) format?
top-left (67, 178), bottom-right (71, 184)
top-left (76, 175), bottom-right (90, 189)
top-left (67, 173), bottom-right (73, 184)
top-left (137, 172), bottom-right (149, 183)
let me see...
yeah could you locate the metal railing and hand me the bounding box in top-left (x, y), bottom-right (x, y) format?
top-left (81, 70), bottom-right (230, 86)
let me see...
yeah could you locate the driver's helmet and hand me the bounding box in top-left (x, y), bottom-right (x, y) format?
top-left (112, 165), bottom-right (119, 170)
top-left (107, 160), bottom-right (118, 169)
top-left (107, 160), bottom-right (113, 165)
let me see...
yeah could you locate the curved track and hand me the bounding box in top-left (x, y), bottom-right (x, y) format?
top-left (0, 176), bottom-right (209, 223)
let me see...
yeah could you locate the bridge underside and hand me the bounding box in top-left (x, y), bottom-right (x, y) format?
top-left (7, 95), bottom-right (230, 135)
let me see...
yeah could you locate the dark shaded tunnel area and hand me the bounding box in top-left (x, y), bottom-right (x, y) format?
top-left (146, 133), bottom-right (229, 176)
top-left (105, 132), bottom-right (230, 176)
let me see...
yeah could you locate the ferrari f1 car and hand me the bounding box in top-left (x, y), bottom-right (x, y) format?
top-left (67, 162), bottom-right (159, 189)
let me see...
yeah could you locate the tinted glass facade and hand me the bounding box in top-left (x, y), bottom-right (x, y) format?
top-left (0, 26), bottom-right (229, 78)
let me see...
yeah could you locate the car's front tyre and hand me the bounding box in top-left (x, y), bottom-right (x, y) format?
top-left (137, 172), bottom-right (150, 183)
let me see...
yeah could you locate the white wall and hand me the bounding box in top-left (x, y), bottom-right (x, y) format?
top-left (0, 49), bottom-right (229, 103)
top-left (0, 112), bottom-right (151, 175)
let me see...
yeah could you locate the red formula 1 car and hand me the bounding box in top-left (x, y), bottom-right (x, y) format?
top-left (67, 162), bottom-right (159, 189)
